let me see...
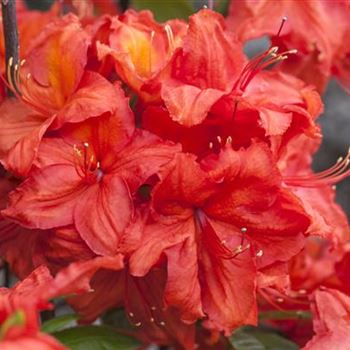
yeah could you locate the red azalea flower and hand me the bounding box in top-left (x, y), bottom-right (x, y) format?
top-left (2, 112), bottom-right (180, 256)
top-left (70, 267), bottom-right (196, 350)
top-left (302, 288), bottom-right (350, 349)
top-left (0, 256), bottom-right (123, 350)
top-left (127, 143), bottom-right (310, 334)
top-left (142, 9), bottom-right (322, 158)
top-left (0, 14), bottom-right (121, 176)
top-left (279, 134), bottom-right (350, 244)
top-left (226, 0), bottom-right (350, 92)
top-left (97, 9), bottom-right (187, 102)
top-left (159, 9), bottom-right (245, 127)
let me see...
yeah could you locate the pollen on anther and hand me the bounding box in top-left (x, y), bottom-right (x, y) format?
top-left (83, 142), bottom-right (89, 148)
top-left (134, 322), bottom-right (142, 327)
top-left (129, 312), bottom-right (134, 317)
top-left (209, 142), bottom-right (213, 149)
top-left (256, 250), bottom-right (263, 257)
top-left (150, 317), bottom-right (155, 323)
top-left (159, 321), bottom-right (166, 326)
top-left (241, 227), bottom-right (247, 233)
top-left (217, 136), bottom-right (222, 144)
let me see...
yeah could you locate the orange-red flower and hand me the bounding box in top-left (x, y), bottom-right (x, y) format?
top-left (226, 0), bottom-right (350, 92)
top-left (128, 143), bottom-right (310, 334)
top-left (302, 288), bottom-right (350, 349)
top-left (0, 256), bottom-right (123, 350)
top-left (0, 14), bottom-right (120, 176)
top-left (2, 112), bottom-right (180, 256)
top-left (97, 9), bottom-right (187, 101)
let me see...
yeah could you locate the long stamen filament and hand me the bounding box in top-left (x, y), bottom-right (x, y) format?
top-left (284, 149), bottom-right (350, 187)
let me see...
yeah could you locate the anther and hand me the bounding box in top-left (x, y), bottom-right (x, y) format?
top-left (332, 185), bottom-right (337, 190)
top-left (241, 227), bottom-right (247, 233)
top-left (83, 142), bottom-right (89, 148)
top-left (256, 250), bottom-right (264, 257)
top-left (226, 136), bottom-right (232, 145)
top-left (276, 297), bottom-right (284, 303)
top-left (298, 289), bottom-right (307, 295)
top-left (221, 239), bottom-right (227, 244)
top-left (159, 321), bottom-right (166, 326)
top-left (209, 142), bottom-right (213, 149)
top-left (20, 59), bottom-right (26, 66)
top-left (276, 16), bottom-right (288, 37)
top-left (26, 73), bottom-right (31, 80)
top-left (217, 136), bottom-right (222, 144)
top-left (150, 306), bottom-right (156, 311)
top-left (150, 317), bottom-right (155, 323)
top-left (8, 56), bottom-right (13, 67)
top-left (134, 322), bottom-right (142, 327)
top-left (129, 312), bottom-right (134, 317)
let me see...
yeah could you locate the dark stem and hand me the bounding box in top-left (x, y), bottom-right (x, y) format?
top-left (1, 0), bottom-right (19, 96)
top-left (119, 0), bottom-right (129, 11)
top-left (3, 261), bottom-right (10, 287)
top-left (41, 309), bottom-right (56, 323)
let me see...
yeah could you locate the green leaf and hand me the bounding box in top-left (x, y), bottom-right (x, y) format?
top-left (132, 0), bottom-right (194, 21)
top-left (41, 314), bottom-right (78, 334)
top-left (215, 0), bottom-right (230, 15)
top-left (230, 330), bottom-right (266, 350)
top-left (53, 325), bottom-right (140, 350)
top-left (253, 331), bottom-right (299, 350)
top-left (259, 310), bottom-right (311, 321)
top-left (230, 327), bottom-right (299, 350)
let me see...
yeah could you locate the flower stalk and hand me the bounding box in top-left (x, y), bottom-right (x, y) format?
top-left (1, 0), bottom-right (19, 97)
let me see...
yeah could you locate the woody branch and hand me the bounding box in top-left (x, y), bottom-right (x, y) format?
top-left (1, 0), bottom-right (19, 96)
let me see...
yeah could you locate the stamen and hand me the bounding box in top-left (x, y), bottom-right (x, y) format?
top-left (164, 24), bottom-right (175, 53)
top-left (149, 31), bottom-right (155, 74)
top-left (256, 250), bottom-right (264, 257)
top-left (234, 46), bottom-right (298, 92)
top-left (159, 321), bottom-right (166, 326)
top-left (276, 16), bottom-right (288, 38)
top-left (284, 148), bottom-right (350, 187)
top-left (241, 227), bottom-right (247, 233)
top-left (209, 142), bottom-right (213, 149)
top-left (217, 136), bottom-right (222, 144)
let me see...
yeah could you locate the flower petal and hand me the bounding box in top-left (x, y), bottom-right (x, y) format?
top-left (2, 165), bottom-right (85, 229)
top-left (74, 175), bottom-right (133, 256)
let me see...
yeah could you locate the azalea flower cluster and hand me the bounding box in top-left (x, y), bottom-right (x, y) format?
top-left (1, 1), bottom-right (350, 349)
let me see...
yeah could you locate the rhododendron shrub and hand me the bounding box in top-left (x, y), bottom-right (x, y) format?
top-left (1, 1), bottom-right (350, 349)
